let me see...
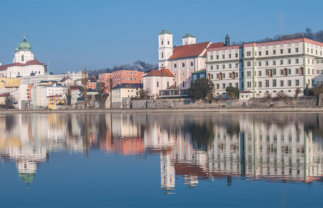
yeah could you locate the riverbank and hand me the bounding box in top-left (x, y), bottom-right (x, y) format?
top-left (2, 106), bottom-right (323, 114)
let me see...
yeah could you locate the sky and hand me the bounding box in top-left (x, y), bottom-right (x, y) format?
top-left (0, 0), bottom-right (322, 74)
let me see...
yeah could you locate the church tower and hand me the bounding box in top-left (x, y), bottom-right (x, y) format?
top-left (182, 33), bottom-right (196, 45)
top-left (13, 36), bottom-right (34, 64)
top-left (225, 34), bottom-right (230, 46)
top-left (158, 30), bottom-right (173, 69)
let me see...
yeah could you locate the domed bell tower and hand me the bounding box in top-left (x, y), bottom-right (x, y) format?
top-left (158, 30), bottom-right (173, 69)
top-left (13, 35), bottom-right (34, 64)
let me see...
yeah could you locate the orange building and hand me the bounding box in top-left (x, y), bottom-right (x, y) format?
top-left (98, 73), bottom-right (112, 93)
top-left (112, 70), bottom-right (144, 88)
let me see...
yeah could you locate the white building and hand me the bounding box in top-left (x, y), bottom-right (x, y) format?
top-left (31, 84), bottom-right (66, 109)
top-left (0, 37), bottom-right (46, 78)
top-left (142, 68), bottom-right (175, 98)
top-left (207, 38), bottom-right (323, 98)
top-left (158, 30), bottom-right (224, 89)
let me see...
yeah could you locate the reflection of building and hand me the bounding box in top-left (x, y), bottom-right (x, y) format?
top-left (0, 112), bottom-right (322, 191)
top-left (143, 114), bottom-right (323, 191)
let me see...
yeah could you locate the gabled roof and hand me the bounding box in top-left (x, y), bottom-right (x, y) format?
top-left (143, 68), bottom-right (174, 77)
top-left (169, 42), bottom-right (211, 60)
top-left (0, 60), bottom-right (44, 71)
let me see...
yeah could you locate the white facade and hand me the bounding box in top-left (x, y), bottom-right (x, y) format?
top-left (158, 30), bottom-right (173, 69)
top-left (207, 38), bottom-right (323, 97)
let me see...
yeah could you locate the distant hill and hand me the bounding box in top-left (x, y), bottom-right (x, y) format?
top-left (89, 60), bottom-right (158, 77)
top-left (231, 28), bottom-right (323, 45)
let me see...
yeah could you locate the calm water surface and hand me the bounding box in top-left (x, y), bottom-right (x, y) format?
top-left (0, 112), bottom-right (322, 207)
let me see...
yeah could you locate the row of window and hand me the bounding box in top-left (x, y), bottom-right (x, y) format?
top-left (246, 48), bottom-right (300, 56)
top-left (209, 53), bottom-right (239, 60)
top-left (245, 58), bottom-right (303, 67)
top-left (173, 62), bottom-right (194, 68)
top-left (246, 79), bottom-right (301, 88)
top-left (216, 82), bottom-right (239, 89)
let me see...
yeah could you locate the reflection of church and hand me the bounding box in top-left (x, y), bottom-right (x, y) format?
top-left (0, 113), bottom-right (322, 191)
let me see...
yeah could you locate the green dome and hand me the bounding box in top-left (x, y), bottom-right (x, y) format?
top-left (159, 30), bottom-right (172, 35)
top-left (15, 47), bottom-right (19, 52)
top-left (17, 38), bottom-right (31, 52)
top-left (182, 33), bottom-right (195, 38)
top-left (18, 173), bottom-right (34, 185)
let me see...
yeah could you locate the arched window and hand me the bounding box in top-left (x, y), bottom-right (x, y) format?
top-left (21, 55), bottom-right (24, 62)
top-left (161, 52), bottom-right (164, 58)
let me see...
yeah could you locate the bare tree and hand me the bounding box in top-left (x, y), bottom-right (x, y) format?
top-left (81, 68), bottom-right (89, 109)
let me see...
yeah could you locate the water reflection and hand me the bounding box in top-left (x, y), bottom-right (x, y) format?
top-left (0, 113), bottom-right (322, 192)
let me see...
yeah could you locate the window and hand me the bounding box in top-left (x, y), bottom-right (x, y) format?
top-left (273, 69), bottom-right (276, 75)
top-left (296, 58), bottom-right (299, 64)
top-left (280, 49), bottom-right (283, 54)
top-left (288, 48), bottom-right (291, 53)
top-left (216, 65), bottom-right (219, 69)
top-left (296, 48), bottom-right (299, 53)
top-left (258, 81), bottom-right (262, 87)
top-left (273, 79), bottom-right (277, 87)
top-left (280, 60), bottom-right (283, 65)
top-left (216, 84), bottom-right (219, 89)
top-left (235, 72), bottom-right (238, 78)
top-left (167, 41), bottom-right (170, 45)
top-left (247, 82), bottom-right (251, 88)
top-left (235, 53), bottom-right (238, 58)
top-left (266, 50), bottom-right (269, 55)
top-left (161, 53), bottom-right (163, 58)
top-left (222, 54), bottom-right (225, 59)
top-left (222, 73), bottom-right (226, 78)
top-left (296, 80), bottom-right (299, 86)
top-left (157, 82), bottom-right (159, 87)
top-left (266, 69), bottom-right (269, 76)
top-left (210, 65), bottom-right (213, 70)
top-left (296, 68), bottom-right (299, 74)
top-left (21, 55), bottom-right (24, 62)
top-left (265, 61), bottom-right (269, 66)
top-left (229, 64), bottom-right (232, 68)
top-left (235, 63), bottom-right (238, 68)
top-left (259, 51), bottom-right (262, 56)
top-left (210, 55), bottom-right (213, 60)
top-left (247, 61), bottom-right (251, 66)
top-left (273, 60), bottom-right (276, 65)
top-left (182, 81), bottom-right (185, 87)
top-left (182, 63), bottom-right (185, 67)
top-left (258, 71), bottom-right (262, 76)
top-left (190, 62), bottom-right (194, 66)
top-left (223, 64), bottom-right (225, 69)
top-left (222, 83), bottom-right (226, 89)
top-left (280, 80), bottom-right (284, 87)
top-left (288, 59), bottom-right (291, 64)
top-left (235, 83), bottom-right (238, 88)
top-left (174, 64), bottom-right (177, 68)
top-left (247, 71), bottom-right (251, 77)
top-left (280, 70), bottom-right (284, 75)
top-left (247, 51), bottom-right (251, 56)
top-left (288, 80), bottom-right (291, 86)
top-left (229, 73), bottom-right (232, 78)
top-left (258, 61), bottom-right (262, 66)
top-left (266, 80), bottom-right (269, 87)
top-left (273, 50), bottom-right (276, 55)
top-left (216, 55), bottom-right (219, 59)
top-left (229, 54), bottom-right (231, 58)
top-left (288, 69), bottom-right (291, 75)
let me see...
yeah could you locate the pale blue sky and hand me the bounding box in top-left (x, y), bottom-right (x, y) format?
top-left (0, 0), bottom-right (322, 73)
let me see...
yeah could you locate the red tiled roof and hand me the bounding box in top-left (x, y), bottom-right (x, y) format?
top-left (0, 92), bottom-right (10, 97)
top-left (209, 42), bottom-right (225, 48)
top-left (169, 42), bottom-right (211, 60)
top-left (0, 59), bottom-right (44, 71)
top-left (144, 68), bottom-right (174, 77)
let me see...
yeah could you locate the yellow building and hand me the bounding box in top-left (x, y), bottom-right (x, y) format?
top-left (0, 77), bottom-right (21, 88)
top-left (47, 95), bottom-right (65, 109)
